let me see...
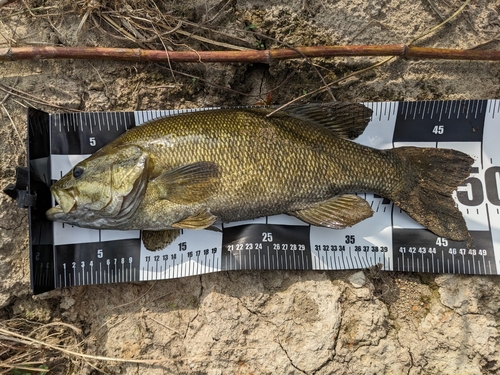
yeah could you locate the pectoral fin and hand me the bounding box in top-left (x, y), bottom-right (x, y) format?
top-left (151, 161), bottom-right (219, 204)
top-left (289, 194), bottom-right (374, 228)
top-left (172, 209), bottom-right (217, 229)
top-left (142, 229), bottom-right (181, 251)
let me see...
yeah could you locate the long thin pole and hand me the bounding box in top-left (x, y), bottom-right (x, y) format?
top-left (0, 45), bottom-right (499, 63)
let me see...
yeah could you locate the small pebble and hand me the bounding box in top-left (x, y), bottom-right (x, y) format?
top-left (349, 271), bottom-right (366, 288)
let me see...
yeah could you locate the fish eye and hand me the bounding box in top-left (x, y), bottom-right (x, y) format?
top-left (73, 166), bottom-right (84, 178)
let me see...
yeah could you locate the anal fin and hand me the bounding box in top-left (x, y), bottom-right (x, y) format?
top-left (142, 229), bottom-right (181, 251)
top-left (289, 194), bottom-right (374, 228)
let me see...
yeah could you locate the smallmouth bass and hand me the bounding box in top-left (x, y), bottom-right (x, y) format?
top-left (46, 103), bottom-right (473, 250)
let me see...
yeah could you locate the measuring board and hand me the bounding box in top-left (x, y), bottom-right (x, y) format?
top-left (26, 100), bottom-right (500, 294)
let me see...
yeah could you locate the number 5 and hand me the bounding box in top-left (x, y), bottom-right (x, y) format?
top-left (89, 137), bottom-right (96, 146)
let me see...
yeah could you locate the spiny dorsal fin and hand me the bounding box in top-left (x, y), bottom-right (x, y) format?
top-left (289, 194), bottom-right (374, 228)
top-left (261, 102), bottom-right (373, 140)
top-left (150, 161), bottom-right (219, 204)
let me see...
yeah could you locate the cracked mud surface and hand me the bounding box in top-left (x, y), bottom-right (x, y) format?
top-left (1, 0), bottom-right (500, 373)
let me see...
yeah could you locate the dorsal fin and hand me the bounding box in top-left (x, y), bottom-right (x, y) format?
top-left (257, 102), bottom-right (373, 140)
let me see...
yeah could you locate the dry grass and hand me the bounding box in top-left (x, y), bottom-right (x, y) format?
top-left (79, 0), bottom-right (252, 51)
top-left (0, 0), bottom-right (484, 111)
top-left (0, 319), bottom-right (82, 374)
top-left (0, 317), bottom-right (167, 373)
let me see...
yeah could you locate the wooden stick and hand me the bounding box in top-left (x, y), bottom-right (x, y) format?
top-left (0, 45), bottom-right (499, 63)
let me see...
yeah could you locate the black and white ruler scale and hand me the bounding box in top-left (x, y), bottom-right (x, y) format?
top-left (27, 100), bottom-right (500, 294)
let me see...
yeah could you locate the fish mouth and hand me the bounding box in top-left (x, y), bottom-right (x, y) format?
top-left (46, 205), bottom-right (64, 220)
top-left (46, 188), bottom-right (77, 220)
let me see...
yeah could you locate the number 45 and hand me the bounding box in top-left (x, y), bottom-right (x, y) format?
top-left (436, 237), bottom-right (448, 247)
top-left (432, 125), bottom-right (444, 135)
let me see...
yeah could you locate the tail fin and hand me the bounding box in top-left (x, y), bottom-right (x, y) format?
top-left (390, 147), bottom-right (473, 244)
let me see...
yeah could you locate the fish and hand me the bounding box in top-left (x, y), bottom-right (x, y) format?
top-left (46, 102), bottom-right (474, 251)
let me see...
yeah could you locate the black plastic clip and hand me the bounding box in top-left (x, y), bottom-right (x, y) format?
top-left (3, 166), bottom-right (37, 208)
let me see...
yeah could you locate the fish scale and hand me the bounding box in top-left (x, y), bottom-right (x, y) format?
top-left (128, 112), bottom-right (368, 221)
top-left (46, 103), bottom-right (473, 251)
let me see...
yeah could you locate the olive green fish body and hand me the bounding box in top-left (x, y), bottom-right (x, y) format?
top-left (46, 103), bottom-right (473, 250)
top-left (107, 110), bottom-right (400, 227)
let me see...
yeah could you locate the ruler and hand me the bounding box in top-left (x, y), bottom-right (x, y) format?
top-left (26, 100), bottom-right (500, 294)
